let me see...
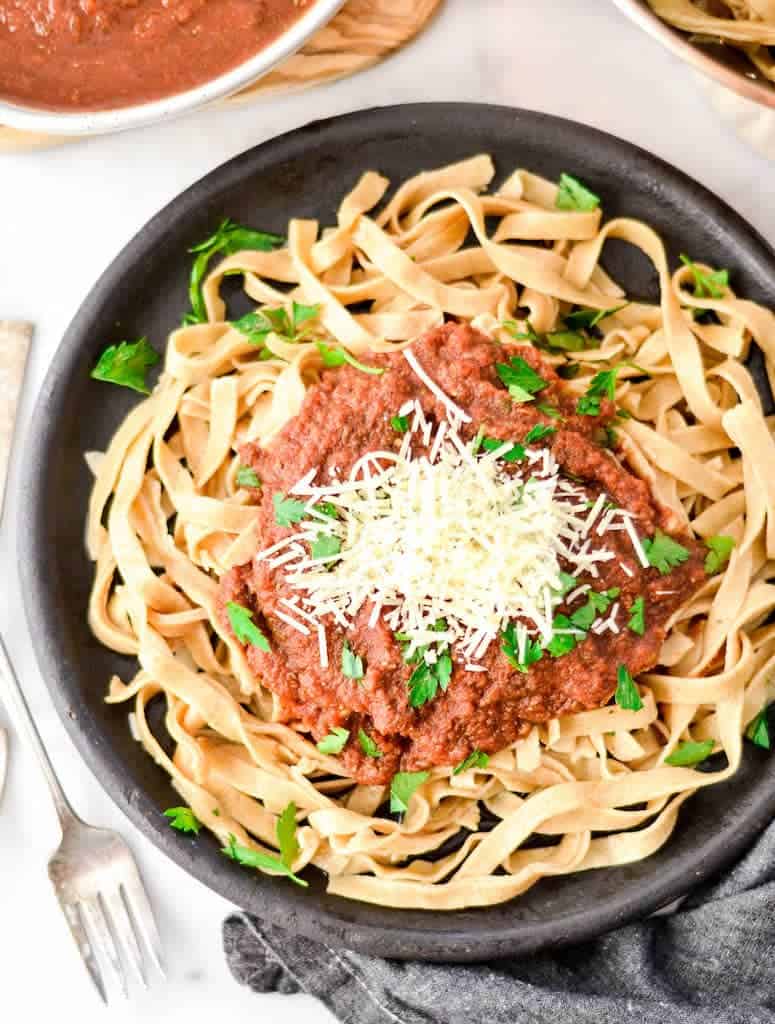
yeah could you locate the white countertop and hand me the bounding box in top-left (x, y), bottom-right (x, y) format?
top-left (1, 1), bottom-right (774, 1020)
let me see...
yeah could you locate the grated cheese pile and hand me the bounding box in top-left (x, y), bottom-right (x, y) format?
top-left (258, 350), bottom-right (648, 667)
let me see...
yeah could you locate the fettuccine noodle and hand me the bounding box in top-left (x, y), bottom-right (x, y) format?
top-left (650, 0), bottom-right (775, 82)
top-left (88, 155), bottom-right (775, 910)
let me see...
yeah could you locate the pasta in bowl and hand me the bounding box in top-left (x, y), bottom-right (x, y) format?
top-left (85, 153), bottom-right (775, 912)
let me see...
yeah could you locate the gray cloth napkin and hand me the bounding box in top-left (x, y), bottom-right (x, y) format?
top-left (223, 816), bottom-right (775, 1024)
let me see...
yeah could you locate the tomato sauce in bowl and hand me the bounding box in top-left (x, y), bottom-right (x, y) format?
top-left (0, 0), bottom-right (318, 111)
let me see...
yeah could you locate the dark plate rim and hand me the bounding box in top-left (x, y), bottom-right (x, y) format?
top-left (18, 103), bottom-right (775, 962)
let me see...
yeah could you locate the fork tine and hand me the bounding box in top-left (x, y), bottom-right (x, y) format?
top-left (61, 900), bottom-right (109, 1005)
top-left (79, 897), bottom-right (128, 999)
top-left (121, 870), bottom-right (166, 977)
top-left (102, 886), bottom-right (148, 989)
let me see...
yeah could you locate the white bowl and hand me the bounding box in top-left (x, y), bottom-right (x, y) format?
top-left (0, 0), bottom-right (346, 137)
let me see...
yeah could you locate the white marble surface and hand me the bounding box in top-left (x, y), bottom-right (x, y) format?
top-left (1, 0), bottom-right (774, 1019)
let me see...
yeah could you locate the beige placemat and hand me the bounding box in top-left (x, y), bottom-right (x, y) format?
top-left (0, 0), bottom-right (444, 152)
top-left (0, 321), bottom-right (32, 521)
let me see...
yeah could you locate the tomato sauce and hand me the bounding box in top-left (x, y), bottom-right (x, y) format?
top-left (0, 0), bottom-right (316, 111)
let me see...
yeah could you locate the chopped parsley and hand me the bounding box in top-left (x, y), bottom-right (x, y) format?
top-left (679, 254), bottom-right (729, 300)
top-left (185, 218), bottom-right (284, 324)
top-left (358, 729), bottom-right (383, 759)
top-left (390, 414), bottom-right (410, 433)
top-left (277, 802), bottom-right (300, 868)
top-left (273, 492), bottom-right (308, 527)
top-left (564, 304), bottom-right (628, 330)
top-left (554, 571), bottom-right (578, 598)
top-left (236, 465), bottom-right (261, 489)
top-left (556, 173), bottom-right (601, 212)
top-left (390, 771), bottom-right (429, 813)
top-left (557, 362), bottom-right (581, 380)
top-left (704, 535), bottom-right (735, 575)
top-left (164, 806), bottom-right (201, 835)
top-left (502, 320), bottom-right (588, 353)
top-left (627, 597), bottom-right (646, 636)
top-left (227, 602), bottom-right (270, 652)
top-left (222, 832), bottom-right (308, 887)
top-left (536, 402), bottom-right (562, 419)
top-left (317, 342), bottom-right (385, 376)
top-left (232, 301), bottom-right (320, 350)
top-left (746, 709), bottom-right (771, 750)
top-left (481, 437), bottom-right (525, 462)
top-left (665, 739), bottom-right (715, 767)
top-left (407, 655), bottom-right (453, 708)
top-left (311, 533), bottom-right (342, 561)
top-left (453, 750), bottom-right (490, 775)
top-left (317, 727), bottom-right (350, 755)
top-left (524, 423), bottom-right (557, 446)
top-left (643, 530), bottom-right (690, 575)
top-left (315, 501), bottom-right (338, 519)
top-left (576, 368), bottom-right (620, 417)
top-left (545, 614), bottom-right (581, 657)
top-left (341, 640), bottom-right (365, 681)
top-left (495, 356), bottom-right (549, 403)
top-left (569, 588), bottom-right (620, 631)
top-left (502, 622), bottom-right (543, 673)
top-left (614, 665), bottom-right (643, 712)
top-left (91, 337), bottom-right (160, 394)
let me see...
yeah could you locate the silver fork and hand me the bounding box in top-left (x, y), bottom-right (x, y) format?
top-left (0, 632), bottom-right (165, 1002)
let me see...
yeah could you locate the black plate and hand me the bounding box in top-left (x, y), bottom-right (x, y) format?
top-left (20, 104), bottom-right (775, 962)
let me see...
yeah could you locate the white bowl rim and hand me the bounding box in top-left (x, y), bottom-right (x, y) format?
top-left (612, 0), bottom-right (775, 112)
top-left (0, 0), bottom-right (346, 136)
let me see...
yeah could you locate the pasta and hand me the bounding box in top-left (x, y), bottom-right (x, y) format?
top-left (649, 0), bottom-right (775, 82)
top-left (87, 155), bottom-right (775, 910)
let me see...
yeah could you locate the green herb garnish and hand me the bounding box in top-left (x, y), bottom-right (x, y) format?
top-left (704, 535), bottom-right (735, 575)
top-left (643, 530), bottom-right (690, 575)
top-left (91, 338), bottom-right (160, 394)
top-left (164, 806), bottom-right (201, 835)
top-left (524, 423), bottom-right (557, 446)
top-left (273, 492), bottom-right (308, 527)
top-left (564, 305), bottom-right (628, 330)
top-left (390, 771), bottom-right (429, 813)
top-left (569, 588), bottom-right (620, 631)
top-left (615, 664), bottom-right (643, 711)
top-left (545, 614), bottom-right (582, 657)
top-left (495, 356), bottom-right (549, 403)
top-left (556, 173), bottom-right (601, 212)
top-left (342, 640), bottom-right (365, 681)
top-left (481, 437), bottom-right (526, 462)
top-left (627, 597), bottom-right (646, 636)
top-left (544, 330), bottom-right (589, 352)
top-left (317, 342), bottom-right (385, 376)
top-left (236, 465), bottom-right (261, 489)
top-left (227, 602), bottom-right (270, 652)
top-left (576, 368), bottom-right (620, 417)
top-left (555, 572), bottom-right (578, 598)
top-left (679, 254), bottom-right (729, 300)
top-left (453, 751), bottom-right (490, 776)
top-left (746, 709), bottom-right (771, 750)
top-left (186, 218), bottom-right (284, 324)
top-left (317, 727), bottom-right (350, 755)
top-left (231, 301), bottom-right (320, 351)
top-left (358, 729), bottom-right (382, 759)
top-left (390, 414), bottom-right (410, 433)
top-left (222, 833), bottom-right (308, 887)
top-left (311, 533), bottom-right (342, 561)
top-left (557, 362), bottom-right (581, 380)
top-left (277, 802), bottom-right (300, 868)
top-left (665, 739), bottom-right (715, 767)
top-left (502, 622), bottom-right (543, 673)
top-left (536, 403), bottom-right (562, 419)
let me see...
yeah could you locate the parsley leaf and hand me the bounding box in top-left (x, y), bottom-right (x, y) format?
top-left (481, 437), bottom-right (526, 462)
top-left (358, 729), bottom-right (382, 758)
top-left (227, 602), bottom-right (270, 652)
top-left (679, 254), bottom-right (729, 300)
top-left (390, 414), bottom-right (410, 433)
top-left (628, 596), bottom-right (646, 636)
top-left (545, 614), bottom-right (581, 657)
top-left (615, 664), bottom-right (643, 711)
top-left (554, 571), bottom-right (578, 598)
top-left (91, 338), bottom-right (160, 394)
top-left (643, 530), bottom-right (690, 575)
top-left (705, 535), bottom-right (735, 575)
top-left (665, 739), bottom-right (715, 767)
top-left (545, 330), bottom-right (589, 352)
top-left (570, 588), bottom-right (620, 631)
top-left (524, 423), bottom-right (557, 446)
top-left (236, 465), bottom-right (261, 488)
top-left (164, 806), bottom-right (201, 835)
top-left (342, 640), bottom-right (365, 681)
top-left (292, 301), bottom-right (320, 327)
top-left (232, 301), bottom-right (321, 351)
top-left (576, 368), bottom-right (620, 417)
top-left (311, 533), bottom-right (342, 562)
top-left (317, 342), bottom-right (385, 376)
top-left (186, 219), bottom-right (284, 323)
top-left (390, 771), bottom-right (429, 813)
top-left (556, 173), bottom-right (601, 212)
top-left (536, 402), bottom-right (562, 419)
top-left (276, 802), bottom-right (300, 868)
top-left (453, 750), bottom-right (490, 775)
top-left (746, 709), bottom-right (771, 750)
top-left (501, 622), bottom-right (543, 672)
top-left (273, 492), bottom-right (308, 527)
top-left (407, 662), bottom-right (440, 707)
top-left (495, 356), bottom-right (548, 402)
top-left (317, 727), bottom-right (350, 755)
top-left (222, 833), bottom-right (308, 887)
top-left (564, 304), bottom-right (628, 330)
top-left (557, 362), bottom-right (581, 380)
top-left (315, 501), bottom-right (338, 519)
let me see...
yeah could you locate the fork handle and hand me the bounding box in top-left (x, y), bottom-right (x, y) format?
top-left (0, 630), bottom-right (77, 830)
